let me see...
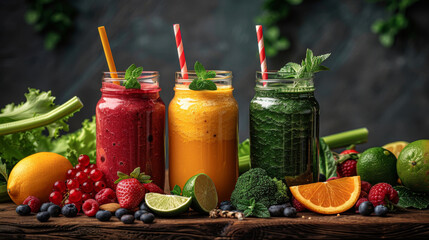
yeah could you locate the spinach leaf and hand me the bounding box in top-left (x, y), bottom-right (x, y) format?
top-left (319, 138), bottom-right (337, 179)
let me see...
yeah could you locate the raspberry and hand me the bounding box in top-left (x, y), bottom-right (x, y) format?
top-left (368, 183), bottom-right (399, 207)
top-left (23, 196), bottom-right (41, 213)
top-left (95, 188), bottom-right (117, 205)
top-left (327, 176), bottom-right (340, 181)
top-left (336, 159), bottom-right (357, 177)
top-left (361, 181), bottom-right (372, 193)
top-left (292, 197), bottom-right (306, 212)
top-left (355, 197), bottom-right (368, 213)
top-left (82, 199), bottom-right (99, 217)
top-left (143, 183), bottom-right (164, 194)
top-left (360, 191), bottom-right (368, 199)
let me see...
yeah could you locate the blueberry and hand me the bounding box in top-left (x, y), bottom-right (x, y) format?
top-left (134, 210), bottom-right (148, 220)
top-left (268, 205), bottom-right (285, 217)
top-left (16, 205), bottom-right (31, 216)
top-left (358, 201), bottom-right (374, 216)
top-left (283, 207), bottom-right (297, 218)
top-left (40, 202), bottom-right (54, 212)
top-left (219, 200), bottom-right (232, 207)
top-left (280, 202), bottom-right (292, 209)
top-left (319, 174), bottom-right (326, 182)
top-left (115, 208), bottom-right (130, 219)
top-left (140, 213), bottom-right (155, 224)
top-left (374, 205), bottom-right (388, 217)
top-left (47, 205), bottom-right (61, 217)
top-left (36, 211), bottom-right (50, 222)
top-left (139, 202), bottom-right (150, 212)
top-left (96, 210), bottom-right (112, 222)
top-left (121, 214), bottom-right (135, 224)
top-left (61, 204), bottom-right (78, 218)
top-left (220, 204), bottom-right (235, 211)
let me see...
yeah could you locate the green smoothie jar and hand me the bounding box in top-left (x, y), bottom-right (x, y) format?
top-left (249, 71), bottom-right (319, 186)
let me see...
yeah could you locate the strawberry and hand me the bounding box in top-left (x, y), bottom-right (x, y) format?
top-left (143, 183), bottom-right (164, 194)
top-left (115, 167), bottom-right (152, 209)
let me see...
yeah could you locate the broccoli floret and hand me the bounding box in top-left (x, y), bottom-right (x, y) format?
top-left (231, 168), bottom-right (289, 209)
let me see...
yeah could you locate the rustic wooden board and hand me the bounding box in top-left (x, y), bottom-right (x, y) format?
top-left (0, 203), bottom-right (428, 239)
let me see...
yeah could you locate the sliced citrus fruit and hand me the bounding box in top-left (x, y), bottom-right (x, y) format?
top-left (289, 176), bottom-right (361, 214)
top-left (182, 173), bottom-right (218, 213)
top-left (383, 141), bottom-right (409, 158)
top-left (145, 193), bottom-right (191, 217)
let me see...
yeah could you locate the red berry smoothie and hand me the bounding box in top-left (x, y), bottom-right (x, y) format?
top-left (96, 72), bottom-right (165, 189)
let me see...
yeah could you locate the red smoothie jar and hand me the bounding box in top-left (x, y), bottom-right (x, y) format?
top-left (96, 71), bottom-right (165, 189)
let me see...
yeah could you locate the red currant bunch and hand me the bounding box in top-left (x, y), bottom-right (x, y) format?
top-left (49, 154), bottom-right (107, 212)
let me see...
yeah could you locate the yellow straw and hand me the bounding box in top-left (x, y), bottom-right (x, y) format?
top-left (98, 26), bottom-right (119, 84)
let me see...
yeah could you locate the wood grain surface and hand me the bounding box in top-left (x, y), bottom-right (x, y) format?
top-left (1, 203), bottom-right (428, 239)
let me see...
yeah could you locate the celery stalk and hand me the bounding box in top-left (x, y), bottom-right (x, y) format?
top-left (321, 128), bottom-right (368, 149)
top-left (0, 96), bottom-right (83, 136)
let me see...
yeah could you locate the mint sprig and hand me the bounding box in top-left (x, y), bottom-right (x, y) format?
top-left (279, 49), bottom-right (330, 78)
top-left (124, 64), bottom-right (143, 89)
top-left (236, 198), bottom-right (270, 218)
top-left (114, 167), bottom-right (152, 184)
top-left (171, 185), bottom-right (182, 195)
top-left (189, 61), bottom-right (217, 91)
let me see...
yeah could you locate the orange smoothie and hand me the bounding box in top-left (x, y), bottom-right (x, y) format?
top-left (168, 73), bottom-right (238, 202)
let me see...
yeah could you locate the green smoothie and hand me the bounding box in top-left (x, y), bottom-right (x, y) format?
top-left (250, 77), bottom-right (319, 186)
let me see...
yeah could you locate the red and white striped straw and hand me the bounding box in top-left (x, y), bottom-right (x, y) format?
top-left (256, 25), bottom-right (268, 82)
top-left (173, 24), bottom-right (188, 79)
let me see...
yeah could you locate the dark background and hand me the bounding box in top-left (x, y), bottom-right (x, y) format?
top-left (1, 0), bottom-right (428, 153)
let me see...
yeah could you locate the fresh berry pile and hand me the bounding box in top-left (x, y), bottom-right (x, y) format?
top-left (49, 155), bottom-right (107, 211)
top-left (14, 156), bottom-right (165, 225)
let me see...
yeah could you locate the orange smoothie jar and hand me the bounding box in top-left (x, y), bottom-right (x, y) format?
top-left (168, 71), bottom-right (238, 202)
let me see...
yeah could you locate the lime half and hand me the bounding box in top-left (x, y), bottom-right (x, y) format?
top-left (182, 173), bottom-right (218, 214)
top-left (145, 193), bottom-right (192, 217)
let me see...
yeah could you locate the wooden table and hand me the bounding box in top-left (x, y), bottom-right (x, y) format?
top-left (0, 203), bottom-right (428, 239)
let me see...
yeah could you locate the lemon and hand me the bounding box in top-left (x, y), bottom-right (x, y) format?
top-left (7, 152), bottom-right (72, 204)
top-left (357, 147), bottom-right (398, 186)
top-left (397, 139), bottom-right (429, 193)
top-left (182, 173), bottom-right (218, 214)
top-left (382, 141), bottom-right (409, 158)
top-left (145, 193), bottom-right (192, 217)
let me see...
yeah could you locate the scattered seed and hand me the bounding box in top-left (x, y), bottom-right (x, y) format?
top-left (302, 216), bottom-right (305, 218)
top-left (308, 217), bottom-right (312, 220)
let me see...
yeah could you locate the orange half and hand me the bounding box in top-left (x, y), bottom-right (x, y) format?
top-left (290, 176), bottom-right (361, 214)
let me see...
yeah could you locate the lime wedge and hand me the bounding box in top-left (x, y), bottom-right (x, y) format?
top-left (182, 173), bottom-right (218, 214)
top-left (145, 193), bottom-right (191, 217)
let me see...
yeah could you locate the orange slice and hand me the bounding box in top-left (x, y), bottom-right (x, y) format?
top-left (289, 176), bottom-right (361, 214)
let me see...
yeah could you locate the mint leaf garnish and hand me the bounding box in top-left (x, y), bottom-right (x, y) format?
top-left (124, 64), bottom-right (143, 89)
top-left (279, 48), bottom-right (330, 78)
top-left (394, 186), bottom-right (429, 209)
top-left (171, 185), bottom-right (182, 195)
top-left (237, 198), bottom-right (269, 218)
top-left (189, 61), bottom-right (218, 91)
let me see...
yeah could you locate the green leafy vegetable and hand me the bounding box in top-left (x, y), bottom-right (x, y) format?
top-left (0, 89), bottom-right (83, 178)
top-left (278, 49), bottom-right (330, 78)
top-left (237, 198), bottom-right (270, 218)
top-left (124, 64), bottom-right (143, 89)
top-left (319, 138), bottom-right (337, 179)
top-left (189, 61), bottom-right (217, 91)
top-left (0, 158), bottom-right (8, 182)
top-left (64, 116), bottom-right (96, 165)
top-left (171, 185), bottom-right (182, 195)
top-left (393, 186), bottom-right (429, 209)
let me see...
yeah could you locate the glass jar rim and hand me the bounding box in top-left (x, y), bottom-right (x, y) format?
top-left (175, 70), bottom-right (232, 82)
top-left (256, 71), bottom-right (313, 81)
top-left (103, 71), bottom-right (159, 80)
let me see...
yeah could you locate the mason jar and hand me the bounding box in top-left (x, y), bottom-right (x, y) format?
top-left (96, 71), bottom-right (165, 189)
top-left (249, 71), bottom-right (319, 186)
